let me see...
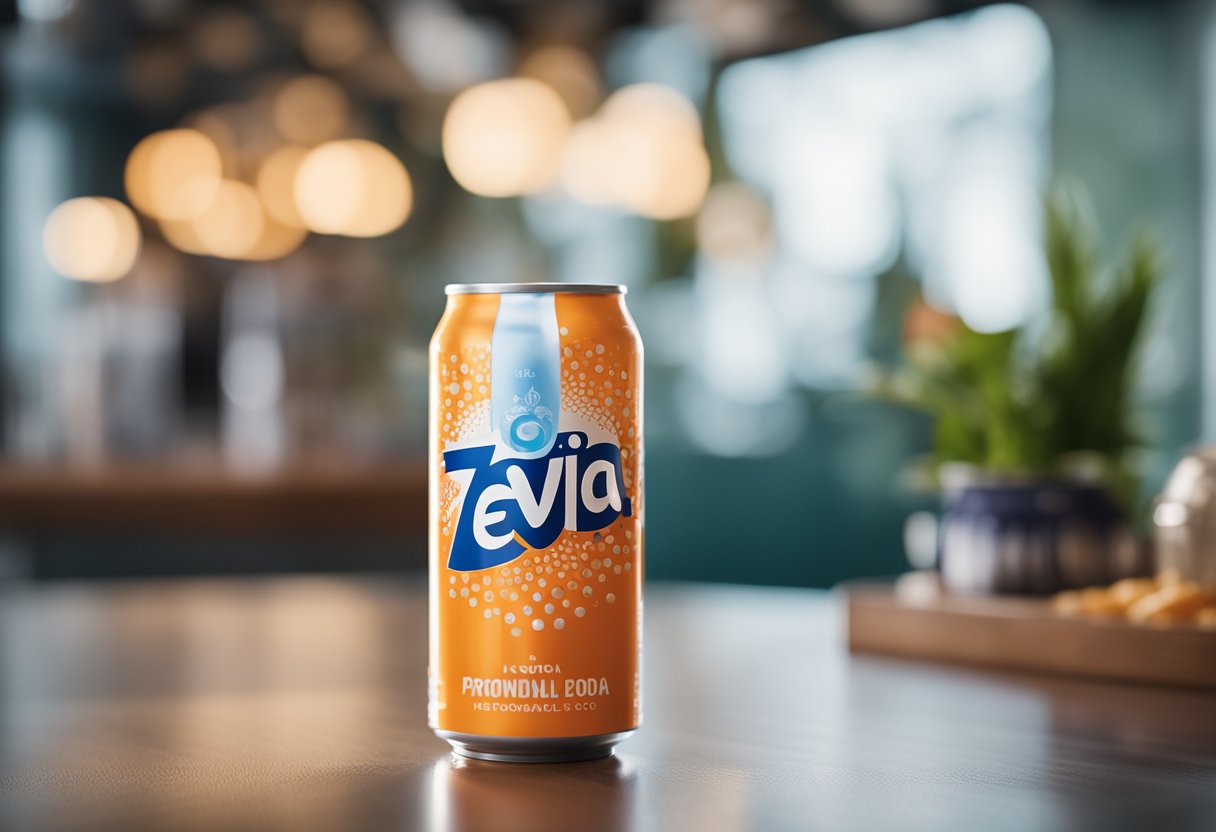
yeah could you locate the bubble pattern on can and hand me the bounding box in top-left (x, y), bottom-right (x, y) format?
top-left (429, 290), bottom-right (643, 741)
top-left (438, 332), bottom-right (638, 636)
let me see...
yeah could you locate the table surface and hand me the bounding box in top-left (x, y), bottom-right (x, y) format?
top-left (2, 577), bottom-right (1215, 832)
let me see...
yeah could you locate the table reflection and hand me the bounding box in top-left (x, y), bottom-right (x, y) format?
top-left (428, 755), bottom-right (637, 832)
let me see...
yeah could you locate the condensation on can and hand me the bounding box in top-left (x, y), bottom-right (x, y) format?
top-left (428, 283), bottom-right (643, 762)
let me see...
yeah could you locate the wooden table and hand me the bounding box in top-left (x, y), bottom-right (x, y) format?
top-left (1, 577), bottom-right (1214, 831)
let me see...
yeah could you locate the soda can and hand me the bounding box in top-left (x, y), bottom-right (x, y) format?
top-left (429, 283), bottom-right (643, 762)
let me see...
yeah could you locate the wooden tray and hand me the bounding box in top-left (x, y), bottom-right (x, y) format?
top-left (845, 576), bottom-right (1216, 689)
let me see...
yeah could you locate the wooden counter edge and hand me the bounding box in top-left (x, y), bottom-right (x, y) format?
top-left (0, 462), bottom-right (427, 536)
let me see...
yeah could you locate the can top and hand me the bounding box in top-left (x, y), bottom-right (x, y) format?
top-left (445, 282), bottom-right (626, 296)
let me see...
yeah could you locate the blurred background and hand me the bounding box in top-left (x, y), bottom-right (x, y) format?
top-left (0, 0), bottom-right (1208, 585)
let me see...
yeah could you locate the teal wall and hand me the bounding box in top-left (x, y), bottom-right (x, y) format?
top-left (645, 396), bottom-right (930, 587)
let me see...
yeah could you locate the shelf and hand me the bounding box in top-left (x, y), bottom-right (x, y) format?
top-left (0, 461), bottom-right (427, 536)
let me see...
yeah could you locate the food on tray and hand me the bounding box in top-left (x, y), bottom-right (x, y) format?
top-left (1052, 569), bottom-right (1216, 628)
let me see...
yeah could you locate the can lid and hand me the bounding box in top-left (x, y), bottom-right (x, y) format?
top-left (445, 282), bottom-right (626, 296)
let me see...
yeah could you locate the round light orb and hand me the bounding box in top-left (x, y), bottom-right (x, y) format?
top-left (43, 197), bottom-right (141, 282)
top-left (256, 145), bottom-right (309, 228)
top-left (519, 45), bottom-right (601, 118)
top-left (192, 180), bottom-right (265, 259)
top-left (159, 217), bottom-right (208, 256)
top-left (124, 129), bottom-right (223, 221)
top-left (600, 83), bottom-right (703, 143)
top-left (560, 118), bottom-right (629, 206)
top-left (442, 78), bottom-right (571, 197)
top-left (244, 218), bottom-right (308, 262)
top-left (294, 139), bottom-right (413, 237)
top-left (192, 7), bottom-right (260, 72)
top-left (272, 75), bottom-right (350, 146)
top-left (561, 83), bottom-right (710, 220)
top-left (301, 0), bottom-right (372, 69)
top-left (696, 182), bottom-right (773, 264)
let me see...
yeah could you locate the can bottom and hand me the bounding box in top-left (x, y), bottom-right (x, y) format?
top-left (435, 729), bottom-right (635, 763)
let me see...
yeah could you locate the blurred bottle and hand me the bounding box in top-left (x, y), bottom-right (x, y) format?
top-left (101, 278), bottom-right (182, 459)
top-left (1154, 447), bottom-right (1216, 585)
top-left (220, 268), bottom-right (287, 472)
top-left (41, 249), bottom-right (182, 465)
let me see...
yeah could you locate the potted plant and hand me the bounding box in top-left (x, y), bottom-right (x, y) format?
top-left (884, 187), bottom-right (1162, 594)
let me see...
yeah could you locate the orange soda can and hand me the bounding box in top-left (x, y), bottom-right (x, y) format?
top-left (429, 283), bottom-right (643, 762)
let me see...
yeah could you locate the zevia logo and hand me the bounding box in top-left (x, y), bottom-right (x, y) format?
top-left (446, 291), bottom-right (632, 571)
top-left (444, 428), bottom-right (632, 572)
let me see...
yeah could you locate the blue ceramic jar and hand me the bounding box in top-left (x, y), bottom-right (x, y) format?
top-left (939, 480), bottom-right (1145, 595)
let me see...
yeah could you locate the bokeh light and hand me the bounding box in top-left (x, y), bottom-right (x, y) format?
top-left (256, 145), bottom-right (309, 229)
top-left (696, 182), bottom-right (773, 265)
top-left (940, 175), bottom-right (1045, 333)
top-left (442, 78), bottom-right (572, 197)
top-left (272, 75), bottom-right (350, 146)
top-left (162, 180), bottom-right (266, 260)
top-left (183, 109), bottom-right (242, 176)
top-left (519, 45), bottom-right (602, 119)
top-left (391, 0), bottom-right (509, 94)
top-left (125, 43), bottom-right (190, 109)
top-left (600, 83), bottom-right (702, 140)
top-left (158, 216), bottom-right (208, 257)
top-left (17, 0), bottom-right (71, 23)
top-left (197, 180), bottom-right (265, 259)
top-left (244, 218), bottom-right (309, 262)
top-left (192, 6), bottom-right (261, 73)
top-left (561, 83), bottom-right (711, 220)
top-left (560, 119), bottom-right (630, 206)
top-left (773, 125), bottom-right (899, 275)
top-left (124, 129), bottom-right (223, 221)
top-left (42, 197), bottom-right (141, 282)
top-left (294, 140), bottom-right (413, 237)
top-left (301, 1), bottom-right (373, 69)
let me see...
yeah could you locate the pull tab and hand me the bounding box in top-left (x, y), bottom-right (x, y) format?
top-left (491, 293), bottom-right (561, 456)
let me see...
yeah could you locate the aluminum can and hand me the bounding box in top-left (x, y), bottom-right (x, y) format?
top-left (429, 283), bottom-right (643, 762)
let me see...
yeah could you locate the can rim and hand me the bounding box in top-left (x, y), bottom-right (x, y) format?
top-left (445, 282), bottom-right (626, 296)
